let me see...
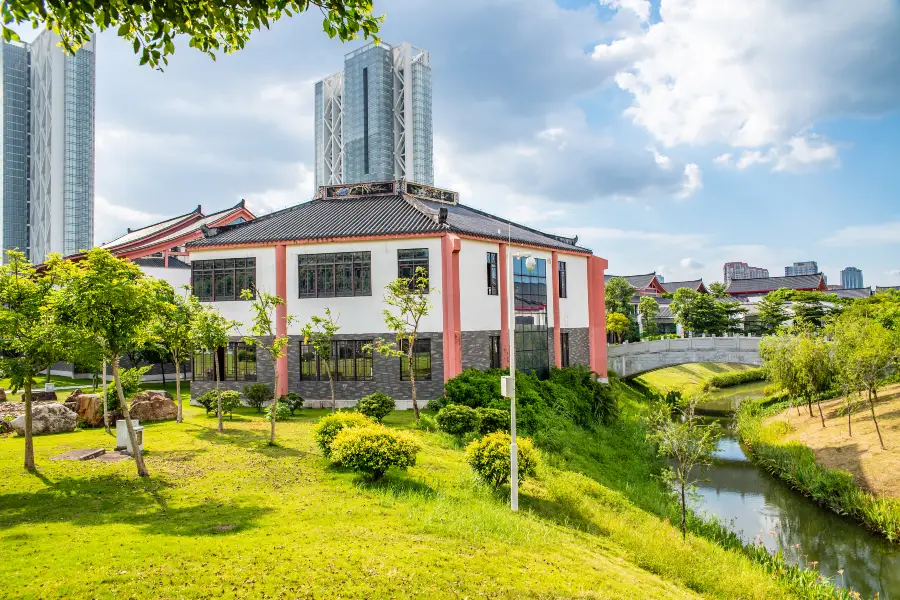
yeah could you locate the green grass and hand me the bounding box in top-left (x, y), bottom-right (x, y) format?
top-left (0, 401), bottom-right (806, 599)
top-left (1, 374), bottom-right (95, 391)
top-left (634, 363), bottom-right (758, 397)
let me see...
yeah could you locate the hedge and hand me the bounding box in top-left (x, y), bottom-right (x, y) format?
top-left (701, 367), bottom-right (766, 391)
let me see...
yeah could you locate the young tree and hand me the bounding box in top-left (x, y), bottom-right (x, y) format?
top-left (789, 291), bottom-right (835, 329)
top-left (4, 1), bottom-right (382, 70)
top-left (793, 333), bottom-right (835, 428)
top-left (193, 306), bottom-right (238, 433)
top-left (55, 249), bottom-right (162, 477)
top-left (152, 284), bottom-right (202, 423)
top-left (638, 296), bottom-right (659, 337)
top-left (240, 289), bottom-right (293, 445)
top-left (606, 312), bottom-right (630, 344)
top-left (759, 333), bottom-right (805, 419)
top-left (708, 282), bottom-right (728, 297)
top-left (604, 277), bottom-right (634, 316)
top-left (0, 252), bottom-right (77, 470)
top-left (300, 308), bottom-right (341, 412)
top-left (372, 267), bottom-right (433, 421)
top-left (647, 395), bottom-right (721, 539)
top-left (832, 316), bottom-right (899, 449)
top-left (757, 291), bottom-right (791, 334)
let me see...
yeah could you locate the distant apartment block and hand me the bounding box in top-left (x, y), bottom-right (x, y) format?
top-left (314, 42), bottom-right (433, 189)
top-left (0, 31), bottom-right (95, 263)
top-left (785, 261), bottom-right (818, 277)
top-left (840, 267), bottom-right (864, 289)
top-left (723, 261), bottom-right (769, 285)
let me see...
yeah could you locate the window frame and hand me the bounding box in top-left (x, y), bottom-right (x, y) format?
top-left (560, 332), bottom-right (570, 368)
top-left (192, 341), bottom-right (257, 381)
top-left (192, 258), bottom-right (256, 302)
top-left (397, 248), bottom-right (429, 293)
top-left (486, 252), bottom-right (499, 295)
top-left (558, 261), bottom-right (567, 299)
top-left (400, 338), bottom-right (432, 381)
top-left (298, 252), bottom-right (372, 299)
top-left (489, 335), bottom-right (502, 369)
top-left (299, 339), bottom-right (374, 381)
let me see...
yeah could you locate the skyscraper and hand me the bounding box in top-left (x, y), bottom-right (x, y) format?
top-left (0, 31), bottom-right (95, 263)
top-left (723, 261), bottom-right (769, 285)
top-left (785, 261), bottom-right (818, 276)
top-left (840, 267), bottom-right (864, 289)
top-left (314, 42), bottom-right (432, 189)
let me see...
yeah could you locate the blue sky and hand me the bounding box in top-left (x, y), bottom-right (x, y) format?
top-left (14, 0), bottom-right (900, 287)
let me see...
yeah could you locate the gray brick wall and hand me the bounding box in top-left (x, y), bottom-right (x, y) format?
top-left (563, 327), bottom-right (590, 367)
top-left (461, 330), bottom-right (499, 371)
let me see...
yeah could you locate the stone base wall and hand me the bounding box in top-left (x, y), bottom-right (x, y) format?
top-left (563, 327), bottom-right (591, 367)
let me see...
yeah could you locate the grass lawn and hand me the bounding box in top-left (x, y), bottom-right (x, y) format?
top-left (634, 362), bottom-right (758, 397)
top-left (0, 399), bottom-right (798, 599)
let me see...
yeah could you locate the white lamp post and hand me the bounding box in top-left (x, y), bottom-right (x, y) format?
top-left (502, 250), bottom-right (535, 512)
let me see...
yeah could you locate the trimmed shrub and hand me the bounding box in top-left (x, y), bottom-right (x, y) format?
top-left (314, 412), bottom-right (373, 456)
top-left (476, 407), bottom-right (510, 434)
top-left (330, 424), bottom-right (421, 479)
top-left (243, 382), bottom-right (273, 412)
top-left (283, 392), bottom-right (305, 415)
top-left (197, 390), bottom-right (241, 418)
top-left (265, 400), bottom-right (291, 422)
top-left (436, 404), bottom-right (480, 436)
top-left (357, 391), bottom-right (395, 423)
top-left (443, 368), bottom-right (503, 408)
top-left (425, 396), bottom-right (447, 411)
top-left (466, 432), bottom-right (539, 488)
top-left (701, 367), bottom-right (766, 391)
top-left (416, 414), bottom-right (438, 432)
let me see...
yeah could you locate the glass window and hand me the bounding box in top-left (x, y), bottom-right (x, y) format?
top-left (191, 258), bottom-right (256, 302)
top-left (192, 342), bottom-right (256, 381)
top-left (400, 338), bottom-right (432, 381)
top-left (558, 261), bottom-right (567, 298)
top-left (298, 252), bottom-right (371, 298)
top-left (560, 333), bottom-right (570, 368)
top-left (487, 252), bottom-right (499, 295)
top-left (514, 256), bottom-right (550, 378)
top-left (299, 340), bottom-right (373, 381)
top-left (398, 249), bottom-right (429, 292)
top-left (490, 335), bottom-right (502, 369)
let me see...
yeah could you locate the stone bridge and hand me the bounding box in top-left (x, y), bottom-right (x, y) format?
top-left (607, 336), bottom-right (762, 377)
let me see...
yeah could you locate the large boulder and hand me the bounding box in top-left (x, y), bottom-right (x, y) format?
top-left (10, 403), bottom-right (77, 435)
top-left (67, 393), bottom-right (104, 427)
top-left (31, 390), bottom-right (57, 402)
top-left (129, 390), bottom-right (177, 421)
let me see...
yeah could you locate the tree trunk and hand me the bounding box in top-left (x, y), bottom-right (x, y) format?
top-left (680, 480), bottom-right (687, 540)
top-left (816, 394), bottom-right (826, 428)
top-left (174, 352), bottom-right (182, 424)
top-left (270, 366), bottom-right (278, 445)
top-left (409, 347), bottom-right (419, 421)
top-left (847, 402), bottom-right (852, 438)
top-left (160, 361), bottom-right (166, 387)
top-left (112, 359), bottom-right (149, 477)
top-left (807, 398), bottom-right (813, 418)
top-left (869, 388), bottom-right (885, 450)
top-left (216, 357), bottom-right (223, 434)
top-left (324, 362), bottom-right (336, 412)
top-left (23, 380), bottom-right (34, 471)
top-left (103, 361), bottom-right (110, 434)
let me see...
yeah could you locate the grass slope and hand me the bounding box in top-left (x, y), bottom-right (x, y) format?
top-left (0, 402), bottom-right (795, 599)
top-left (634, 362), bottom-right (758, 397)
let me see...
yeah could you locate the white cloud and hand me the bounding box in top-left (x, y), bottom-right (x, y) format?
top-left (244, 163), bottom-right (315, 215)
top-left (713, 153), bottom-right (732, 165)
top-left (679, 163), bottom-right (702, 198)
top-left (94, 196), bottom-right (165, 245)
top-left (680, 257), bottom-right (704, 269)
top-left (823, 221), bottom-right (900, 246)
top-left (653, 149), bottom-right (673, 170)
top-left (593, 0), bottom-right (900, 169)
top-left (886, 269), bottom-right (900, 277)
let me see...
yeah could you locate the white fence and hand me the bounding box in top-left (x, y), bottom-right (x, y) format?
top-left (607, 336), bottom-right (762, 377)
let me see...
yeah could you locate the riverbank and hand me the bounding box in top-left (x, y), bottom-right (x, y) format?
top-left (635, 362), bottom-right (760, 397)
top-left (736, 393), bottom-right (900, 543)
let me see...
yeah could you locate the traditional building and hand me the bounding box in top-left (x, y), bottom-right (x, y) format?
top-left (725, 273), bottom-right (828, 301)
top-left (184, 181), bottom-right (609, 407)
top-left (660, 279), bottom-right (708, 294)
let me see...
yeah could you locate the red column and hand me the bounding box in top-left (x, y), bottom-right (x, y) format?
top-left (499, 242), bottom-right (510, 368)
top-left (551, 251), bottom-right (562, 368)
top-left (274, 244), bottom-right (289, 397)
top-left (441, 234), bottom-right (462, 381)
top-left (587, 255), bottom-right (609, 379)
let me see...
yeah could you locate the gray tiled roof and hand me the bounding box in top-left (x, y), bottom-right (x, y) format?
top-left (660, 279), bottom-right (705, 293)
top-left (876, 285), bottom-right (900, 293)
top-left (726, 274), bottom-right (825, 294)
top-left (604, 273), bottom-right (658, 288)
top-left (132, 256), bottom-right (191, 269)
top-left (830, 287), bottom-right (872, 299)
top-left (187, 194), bottom-right (591, 253)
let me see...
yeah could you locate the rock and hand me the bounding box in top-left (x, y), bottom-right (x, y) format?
top-left (31, 390), bottom-right (57, 402)
top-left (0, 389), bottom-right (6, 402)
top-left (10, 403), bottom-right (77, 435)
top-left (69, 393), bottom-right (104, 427)
top-left (129, 391), bottom-right (177, 421)
top-left (69, 389), bottom-right (84, 398)
top-left (144, 389), bottom-right (174, 401)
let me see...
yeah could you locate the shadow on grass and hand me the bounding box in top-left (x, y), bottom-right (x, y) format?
top-left (0, 472), bottom-right (266, 536)
top-left (192, 425), bottom-right (307, 458)
top-left (353, 472), bottom-right (438, 499)
top-left (518, 491), bottom-right (607, 537)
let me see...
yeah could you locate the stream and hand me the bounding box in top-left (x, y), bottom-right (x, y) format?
top-left (693, 385), bottom-right (900, 599)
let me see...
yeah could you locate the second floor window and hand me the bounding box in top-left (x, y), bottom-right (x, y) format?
top-left (192, 258), bottom-right (256, 302)
top-left (398, 248), bottom-right (429, 292)
top-left (298, 252), bottom-right (371, 298)
top-left (486, 252), bottom-right (498, 295)
top-left (558, 261), bottom-right (567, 298)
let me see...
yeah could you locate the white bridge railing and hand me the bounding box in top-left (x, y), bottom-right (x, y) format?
top-left (607, 335), bottom-right (762, 376)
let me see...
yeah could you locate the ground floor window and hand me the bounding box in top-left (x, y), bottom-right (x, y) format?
top-left (193, 342), bottom-right (257, 381)
top-left (489, 335), bottom-right (501, 369)
top-left (299, 340), bottom-right (373, 381)
top-left (560, 332), bottom-right (570, 367)
top-left (400, 338), bottom-right (432, 381)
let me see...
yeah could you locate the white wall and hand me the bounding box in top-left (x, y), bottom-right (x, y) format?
top-left (140, 266), bottom-right (191, 290)
top-left (285, 238), bottom-right (444, 335)
top-left (557, 253), bottom-right (589, 329)
top-left (188, 247), bottom-right (277, 329)
top-left (458, 238), bottom-right (502, 331)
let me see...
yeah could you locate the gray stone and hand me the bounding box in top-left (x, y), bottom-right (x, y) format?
top-left (129, 391), bottom-right (177, 421)
top-left (10, 403), bottom-right (77, 435)
top-left (51, 448), bottom-right (106, 461)
top-left (31, 390), bottom-right (57, 401)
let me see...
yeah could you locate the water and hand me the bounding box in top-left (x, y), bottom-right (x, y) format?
top-left (693, 388), bottom-right (900, 599)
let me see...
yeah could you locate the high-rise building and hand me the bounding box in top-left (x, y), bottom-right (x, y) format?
top-left (723, 261), bottom-right (769, 285)
top-left (785, 261), bottom-right (818, 276)
top-left (840, 267), bottom-right (864, 289)
top-left (0, 31), bottom-right (95, 263)
top-left (314, 42), bottom-right (432, 189)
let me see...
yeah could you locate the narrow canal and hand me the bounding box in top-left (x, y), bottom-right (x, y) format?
top-left (693, 385), bottom-right (900, 599)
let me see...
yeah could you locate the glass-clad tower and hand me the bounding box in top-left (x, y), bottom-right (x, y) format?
top-left (0, 40), bottom-right (31, 259)
top-left (315, 42), bottom-right (433, 189)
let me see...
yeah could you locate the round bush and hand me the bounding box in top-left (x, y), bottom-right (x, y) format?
top-left (476, 407), bottom-right (510, 435)
top-left (466, 432), bottom-right (539, 488)
top-left (197, 389), bottom-right (241, 417)
top-left (314, 412), bottom-right (373, 456)
top-left (357, 392), bottom-right (395, 422)
top-left (436, 404), bottom-right (480, 436)
top-left (243, 382), bottom-right (273, 413)
top-left (330, 425), bottom-right (421, 479)
top-left (283, 392), bottom-right (305, 414)
top-left (265, 400), bottom-right (292, 421)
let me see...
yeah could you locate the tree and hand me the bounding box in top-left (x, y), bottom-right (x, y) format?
top-left (793, 333), bottom-right (835, 428)
top-left (240, 289), bottom-right (293, 445)
top-left (605, 277), bottom-right (634, 316)
top-left (831, 315), bottom-right (900, 449)
top-left (606, 312), bottom-right (630, 344)
top-left (300, 308), bottom-right (341, 412)
top-left (151, 284), bottom-right (202, 423)
top-left (55, 248), bottom-right (162, 477)
top-left (789, 291), bottom-right (836, 329)
top-left (759, 333), bottom-right (805, 419)
top-left (756, 291), bottom-right (791, 334)
top-left (638, 296), bottom-right (659, 337)
top-left (708, 282), bottom-right (727, 297)
top-left (671, 288), bottom-right (745, 336)
top-left (3, 1), bottom-right (382, 70)
top-left (372, 267), bottom-right (433, 421)
top-left (0, 252), bottom-right (77, 470)
top-left (194, 306), bottom-right (238, 433)
top-left (647, 394), bottom-right (721, 539)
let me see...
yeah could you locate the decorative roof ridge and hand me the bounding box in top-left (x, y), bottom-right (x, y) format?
top-left (104, 207), bottom-right (200, 245)
top-left (401, 193), bottom-right (448, 228)
top-left (199, 201), bottom-right (309, 239)
top-left (449, 201), bottom-right (583, 248)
